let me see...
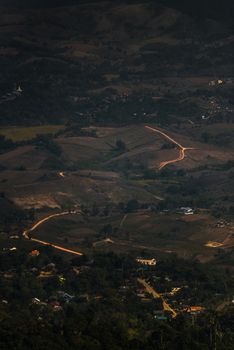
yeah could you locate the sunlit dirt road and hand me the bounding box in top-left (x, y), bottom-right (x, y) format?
top-left (138, 278), bottom-right (177, 318)
top-left (23, 211), bottom-right (83, 256)
top-left (145, 125), bottom-right (193, 169)
top-left (119, 214), bottom-right (128, 230)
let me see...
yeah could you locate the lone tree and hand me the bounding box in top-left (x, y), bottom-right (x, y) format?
top-left (116, 139), bottom-right (126, 151)
top-left (126, 199), bottom-right (139, 212)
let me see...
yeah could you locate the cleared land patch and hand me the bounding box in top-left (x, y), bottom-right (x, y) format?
top-left (0, 125), bottom-right (65, 141)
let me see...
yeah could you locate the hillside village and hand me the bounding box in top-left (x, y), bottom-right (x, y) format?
top-left (0, 1), bottom-right (233, 349)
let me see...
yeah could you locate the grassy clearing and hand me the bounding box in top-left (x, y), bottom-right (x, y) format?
top-left (0, 125), bottom-right (65, 141)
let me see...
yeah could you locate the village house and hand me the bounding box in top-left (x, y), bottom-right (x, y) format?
top-left (179, 207), bottom-right (194, 215)
top-left (30, 250), bottom-right (40, 257)
top-left (184, 306), bottom-right (205, 315)
top-left (136, 258), bottom-right (157, 266)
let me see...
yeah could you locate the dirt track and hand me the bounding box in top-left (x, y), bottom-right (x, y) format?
top-left (145, 125), bottom-right (193, 169)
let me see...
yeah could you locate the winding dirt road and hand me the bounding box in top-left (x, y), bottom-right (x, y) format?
top-left (145, 125), bottom-right (193, 169)
top-left (21, 126), bottom-right (193, 256)
top-left (23, 211), bottom-right (83, 256)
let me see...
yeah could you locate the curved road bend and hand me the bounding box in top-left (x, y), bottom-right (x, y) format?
top-left (138, 278), bottom-right (177, 318)
top-left (145, 125), bottom-right (193, 170)
top-left (23, 211), bottom-right (83, 256)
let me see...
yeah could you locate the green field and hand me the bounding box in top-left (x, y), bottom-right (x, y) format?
top-left (0, 125), bottom-right (65, 141)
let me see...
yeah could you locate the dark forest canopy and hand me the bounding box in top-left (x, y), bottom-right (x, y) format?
top-left (0, 0), bottom-right (233, 22)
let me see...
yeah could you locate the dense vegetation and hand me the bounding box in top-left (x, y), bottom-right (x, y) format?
top-left (0, 248), bottom-right (233, 350)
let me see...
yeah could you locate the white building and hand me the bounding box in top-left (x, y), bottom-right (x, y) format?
top-left (136, 258), bottom-right (157, 266)
top-left (179, 207), bottom-right (194, 215)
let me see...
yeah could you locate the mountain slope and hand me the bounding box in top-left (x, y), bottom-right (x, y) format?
top-left (0, 1), bottom-right (233, 126)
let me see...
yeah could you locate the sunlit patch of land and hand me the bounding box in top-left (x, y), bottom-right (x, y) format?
top-left (0, 125), bottom-right (65, 141)
top-left (205, 241), bottom-right (223, 248)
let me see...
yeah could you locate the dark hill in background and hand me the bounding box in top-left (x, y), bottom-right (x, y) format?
top-left (0, 0), bottom-right (233, 126)
top-left (1, 0), bottom-right (233, 22)
top-left (161, 0), bottom-right (234, 22)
